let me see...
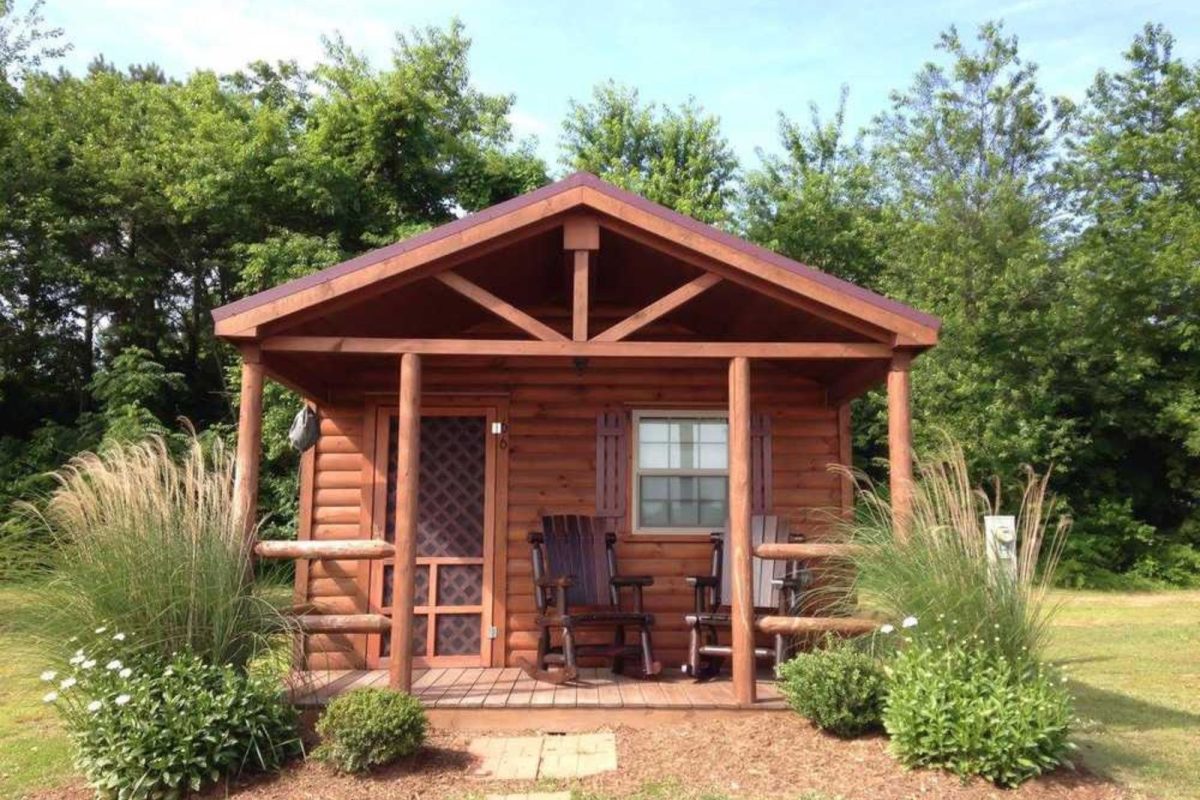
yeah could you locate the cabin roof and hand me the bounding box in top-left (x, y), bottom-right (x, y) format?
top-left (212, 171), bottom-right (939, 344)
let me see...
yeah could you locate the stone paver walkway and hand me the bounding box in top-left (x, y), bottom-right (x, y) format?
top-left (469, 733), bottom-right (617, 780)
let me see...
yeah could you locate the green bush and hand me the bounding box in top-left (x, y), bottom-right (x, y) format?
top-left (776, 641), bottom-right (886, 737)
top-left (884, 638), bottom-right (1073, 787)
top-left (25, 435), bottom-right (291, 668)
top-left (44, 641), bottom-right (300, 798)
top-left (314, 688), bottom-right (428, 773)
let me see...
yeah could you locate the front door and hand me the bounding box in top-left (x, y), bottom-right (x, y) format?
top-left (368, 406), bottom-right (497, 668)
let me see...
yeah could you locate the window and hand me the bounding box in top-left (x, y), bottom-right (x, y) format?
top-left (633, 411), bottom-right (728, 533)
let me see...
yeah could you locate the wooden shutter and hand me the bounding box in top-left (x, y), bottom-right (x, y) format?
top-left (595, 410), bottom-right (628, 531)
top-left (750, 412), bottom-right (772, 515)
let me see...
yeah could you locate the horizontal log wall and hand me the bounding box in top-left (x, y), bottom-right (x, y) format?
top-left (295, 358), bottom-right (851, 670)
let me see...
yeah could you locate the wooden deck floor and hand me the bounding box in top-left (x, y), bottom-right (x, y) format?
top-left (292, 667), bottom-right (787, 711)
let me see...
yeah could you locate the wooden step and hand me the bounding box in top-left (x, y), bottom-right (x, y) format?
top-left (755, 615), bottom-right (879, 635)
top-left (255, 539), bottom-right (394, 560)
top-left (295, 613), bottom-right (391, 634)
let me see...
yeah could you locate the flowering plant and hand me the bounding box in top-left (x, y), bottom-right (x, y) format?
top-left (42, 630), bottom-right (299, 799)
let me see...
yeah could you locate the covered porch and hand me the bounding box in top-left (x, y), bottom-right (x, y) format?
top-left (213, 173), bottom-right (938, 711)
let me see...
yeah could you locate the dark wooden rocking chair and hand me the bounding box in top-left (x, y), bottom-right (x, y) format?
top-left (520, 515), bottom-right (663, 684)
top-left (682, 515), bottom-right (812, 679)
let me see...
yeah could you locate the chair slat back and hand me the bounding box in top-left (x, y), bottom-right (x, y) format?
top-left (540, 515), bottom-right (613, 607)
top-left (719, 516), bottom-right (790, 610)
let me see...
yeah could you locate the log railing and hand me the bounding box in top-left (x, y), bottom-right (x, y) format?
top-left (752, 540), bottom-right (879, 639)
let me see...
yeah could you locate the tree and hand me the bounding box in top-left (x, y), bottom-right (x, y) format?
top-left (561, 81), bottom-right (738, 225)
top-left (1052, 24), bottom-right (1200, 582)
top-left (742, 87), bottom-right (888, 287)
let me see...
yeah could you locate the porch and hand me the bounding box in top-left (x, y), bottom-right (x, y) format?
top-left (293, 667), bottom-right (787, 715)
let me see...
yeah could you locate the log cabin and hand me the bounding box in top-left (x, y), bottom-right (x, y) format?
top-left (212, 172), bottom-right (939, 722)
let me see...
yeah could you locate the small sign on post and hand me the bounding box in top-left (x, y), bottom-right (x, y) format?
top-left (984, 515), bottom-right (1018, 582)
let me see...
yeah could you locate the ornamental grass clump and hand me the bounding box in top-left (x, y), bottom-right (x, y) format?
top-left (837, 441), bottom-right (1070, 663)
top-left (25, 434), bottom-right (291, 669)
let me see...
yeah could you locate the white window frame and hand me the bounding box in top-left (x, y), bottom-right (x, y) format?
top-left (631, 409), bottom-right (729, 535)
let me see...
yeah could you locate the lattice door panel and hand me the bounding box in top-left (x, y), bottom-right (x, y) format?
top-left (371, 411), bottom-right (491, 667)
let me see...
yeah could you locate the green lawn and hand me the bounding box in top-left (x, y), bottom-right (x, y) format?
top-left (1, 587), bottom-right (1197, 799)
top-left (1048, 590), bottom-right (1200, 800)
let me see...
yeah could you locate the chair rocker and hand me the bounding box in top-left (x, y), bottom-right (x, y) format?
top-left (682, 515), bottom-right (811, 679)
top-left (520, 515), bottom-right (663, 684)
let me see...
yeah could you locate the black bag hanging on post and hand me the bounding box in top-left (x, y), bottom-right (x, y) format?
top-left (287, 405), bottom-right (319, 452)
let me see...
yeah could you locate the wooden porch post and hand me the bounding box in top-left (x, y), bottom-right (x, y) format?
top-left (728, 356), bottom-right (755, 707)
top-left (233, 345), bottom-right (264, 554)
top-left (389, 352), bottom-right (422, 692)
top-left (887, 351), bottom-right (914, 539)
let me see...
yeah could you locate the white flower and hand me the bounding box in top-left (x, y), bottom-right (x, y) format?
top-left (119, 668), bottom-right (132, 679)
top-left (114, 694), bottom-right (131, 706)
top-left (59, 677), bottom-right (77, 690)
top-left (81, 659), bottom-right (96, 670)
top-left (40, 670), bottom-right (56, 682)
top-left (42, 691), bottom-right (58, 703)
top-left (105, 660), bottom-right (122, 671)
top-left (901, 616), bottom-right (919, 629)
top-left (163, 667), bottom-right (174, 677)
top-left (94, 626), bottom-right (107, 635)
top-left (87, 700), bottom-right (102, 713)
top-left (879, 624), bottom-right (895, 634)
top-left (112, 632), bottom-right (126, 642)
top-left (68, 654), bottom-right (84, 666)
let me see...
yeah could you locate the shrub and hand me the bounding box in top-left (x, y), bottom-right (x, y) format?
top-left (314, 688), bottom-right (428, 773)
top-left (25, 435), bottom-right (291, 668)
top-left (44, 640), bottom-right (300, 798)
top-left (776, 640), bottom-right (886, 737)
top-left (884, 637), bottom-right (1073, 787)
top-left (836, 441), bottom-right (1070, 664)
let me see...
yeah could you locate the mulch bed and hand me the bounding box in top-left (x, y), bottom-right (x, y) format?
top-left (30, 717), bottom-right (1126, 800)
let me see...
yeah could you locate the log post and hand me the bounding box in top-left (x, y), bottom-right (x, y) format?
top-left (887, 351), bottom-right (914, 539)
top-left (389, 353), bottom-right (422, 692)
top-left (572, 250), bottom-right (589, 342)
top-left (728, 356), bottom-right (755, 707)
top-left (564, 215), bottom-right (598, 342)
top-left (233, 345), bottom-right (264, 557)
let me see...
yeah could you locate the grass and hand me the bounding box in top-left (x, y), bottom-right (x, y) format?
top-left (1, 586), bottom-right (1197, 799)
top-left (1048, 589), bottom-right (1200, 800)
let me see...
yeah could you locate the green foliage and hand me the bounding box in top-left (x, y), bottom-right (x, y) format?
top-left (45, 640), bottom-right (299, 799)
top-left (314, 688), bottom-right (428, 773)
top-left (561, 81), bottom-right (739, 225)
top-left (841, 442), bottom-right (1068, 663)
top-left (25, 435), bottom-right (291, 668)
top-left (884, 637), bottom-right (1073, 787)
top-left (776, 640), bottom-right (886, 737)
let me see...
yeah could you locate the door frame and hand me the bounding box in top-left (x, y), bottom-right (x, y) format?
top-left (360, 395), bottom-right (509, 669)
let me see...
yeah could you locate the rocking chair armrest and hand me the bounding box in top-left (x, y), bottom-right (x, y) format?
top-left (685, 575), bottom-right (719, 588)
top-left (611, 575), bottom-right (653, 587)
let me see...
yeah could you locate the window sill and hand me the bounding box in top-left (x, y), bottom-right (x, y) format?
top-left (624, 529), bottom-right (715, 543)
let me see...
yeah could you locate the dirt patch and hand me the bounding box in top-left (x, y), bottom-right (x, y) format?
top-left (27, 718), bottom-right (1125, 800)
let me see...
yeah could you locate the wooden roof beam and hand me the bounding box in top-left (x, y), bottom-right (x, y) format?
top-left (435, 271), bottom-right (567, 342)
top-left (261, 335), bottom-right (892, 360)
top-left (593, 272), bottom-right (722, 342)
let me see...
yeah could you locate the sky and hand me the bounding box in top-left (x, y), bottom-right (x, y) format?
top-left (38, 0), bottom-right (1200, 171)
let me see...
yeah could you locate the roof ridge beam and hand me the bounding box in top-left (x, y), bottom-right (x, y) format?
top-left (435, 271), bottom-right (567, 342)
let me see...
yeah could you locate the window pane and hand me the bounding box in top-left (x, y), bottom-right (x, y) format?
top-left (641, 476), bottom-right (669, 500)
top-left (670, 476), bottom-right (698, 500)
top-left (699, 443), bottom-right (727, 469)
top-left (639, 442), bottom-right (669, 469)
top-left (640, 500), bottom-right (669, 526)
top-left (698, 476), bottom-right (727, 500)
top-left (699, 421), bottom-right (727, 443)
top-left (673, 442), bottom-right (698, 469)
top-left (639, 420), bottom-right (670, 442)
top-left (670, 500), bottom-right (700, 526)
top-left (699, 500), bottom-right (727, 526)
top-left (672, 420), bottom-right (699, 444)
